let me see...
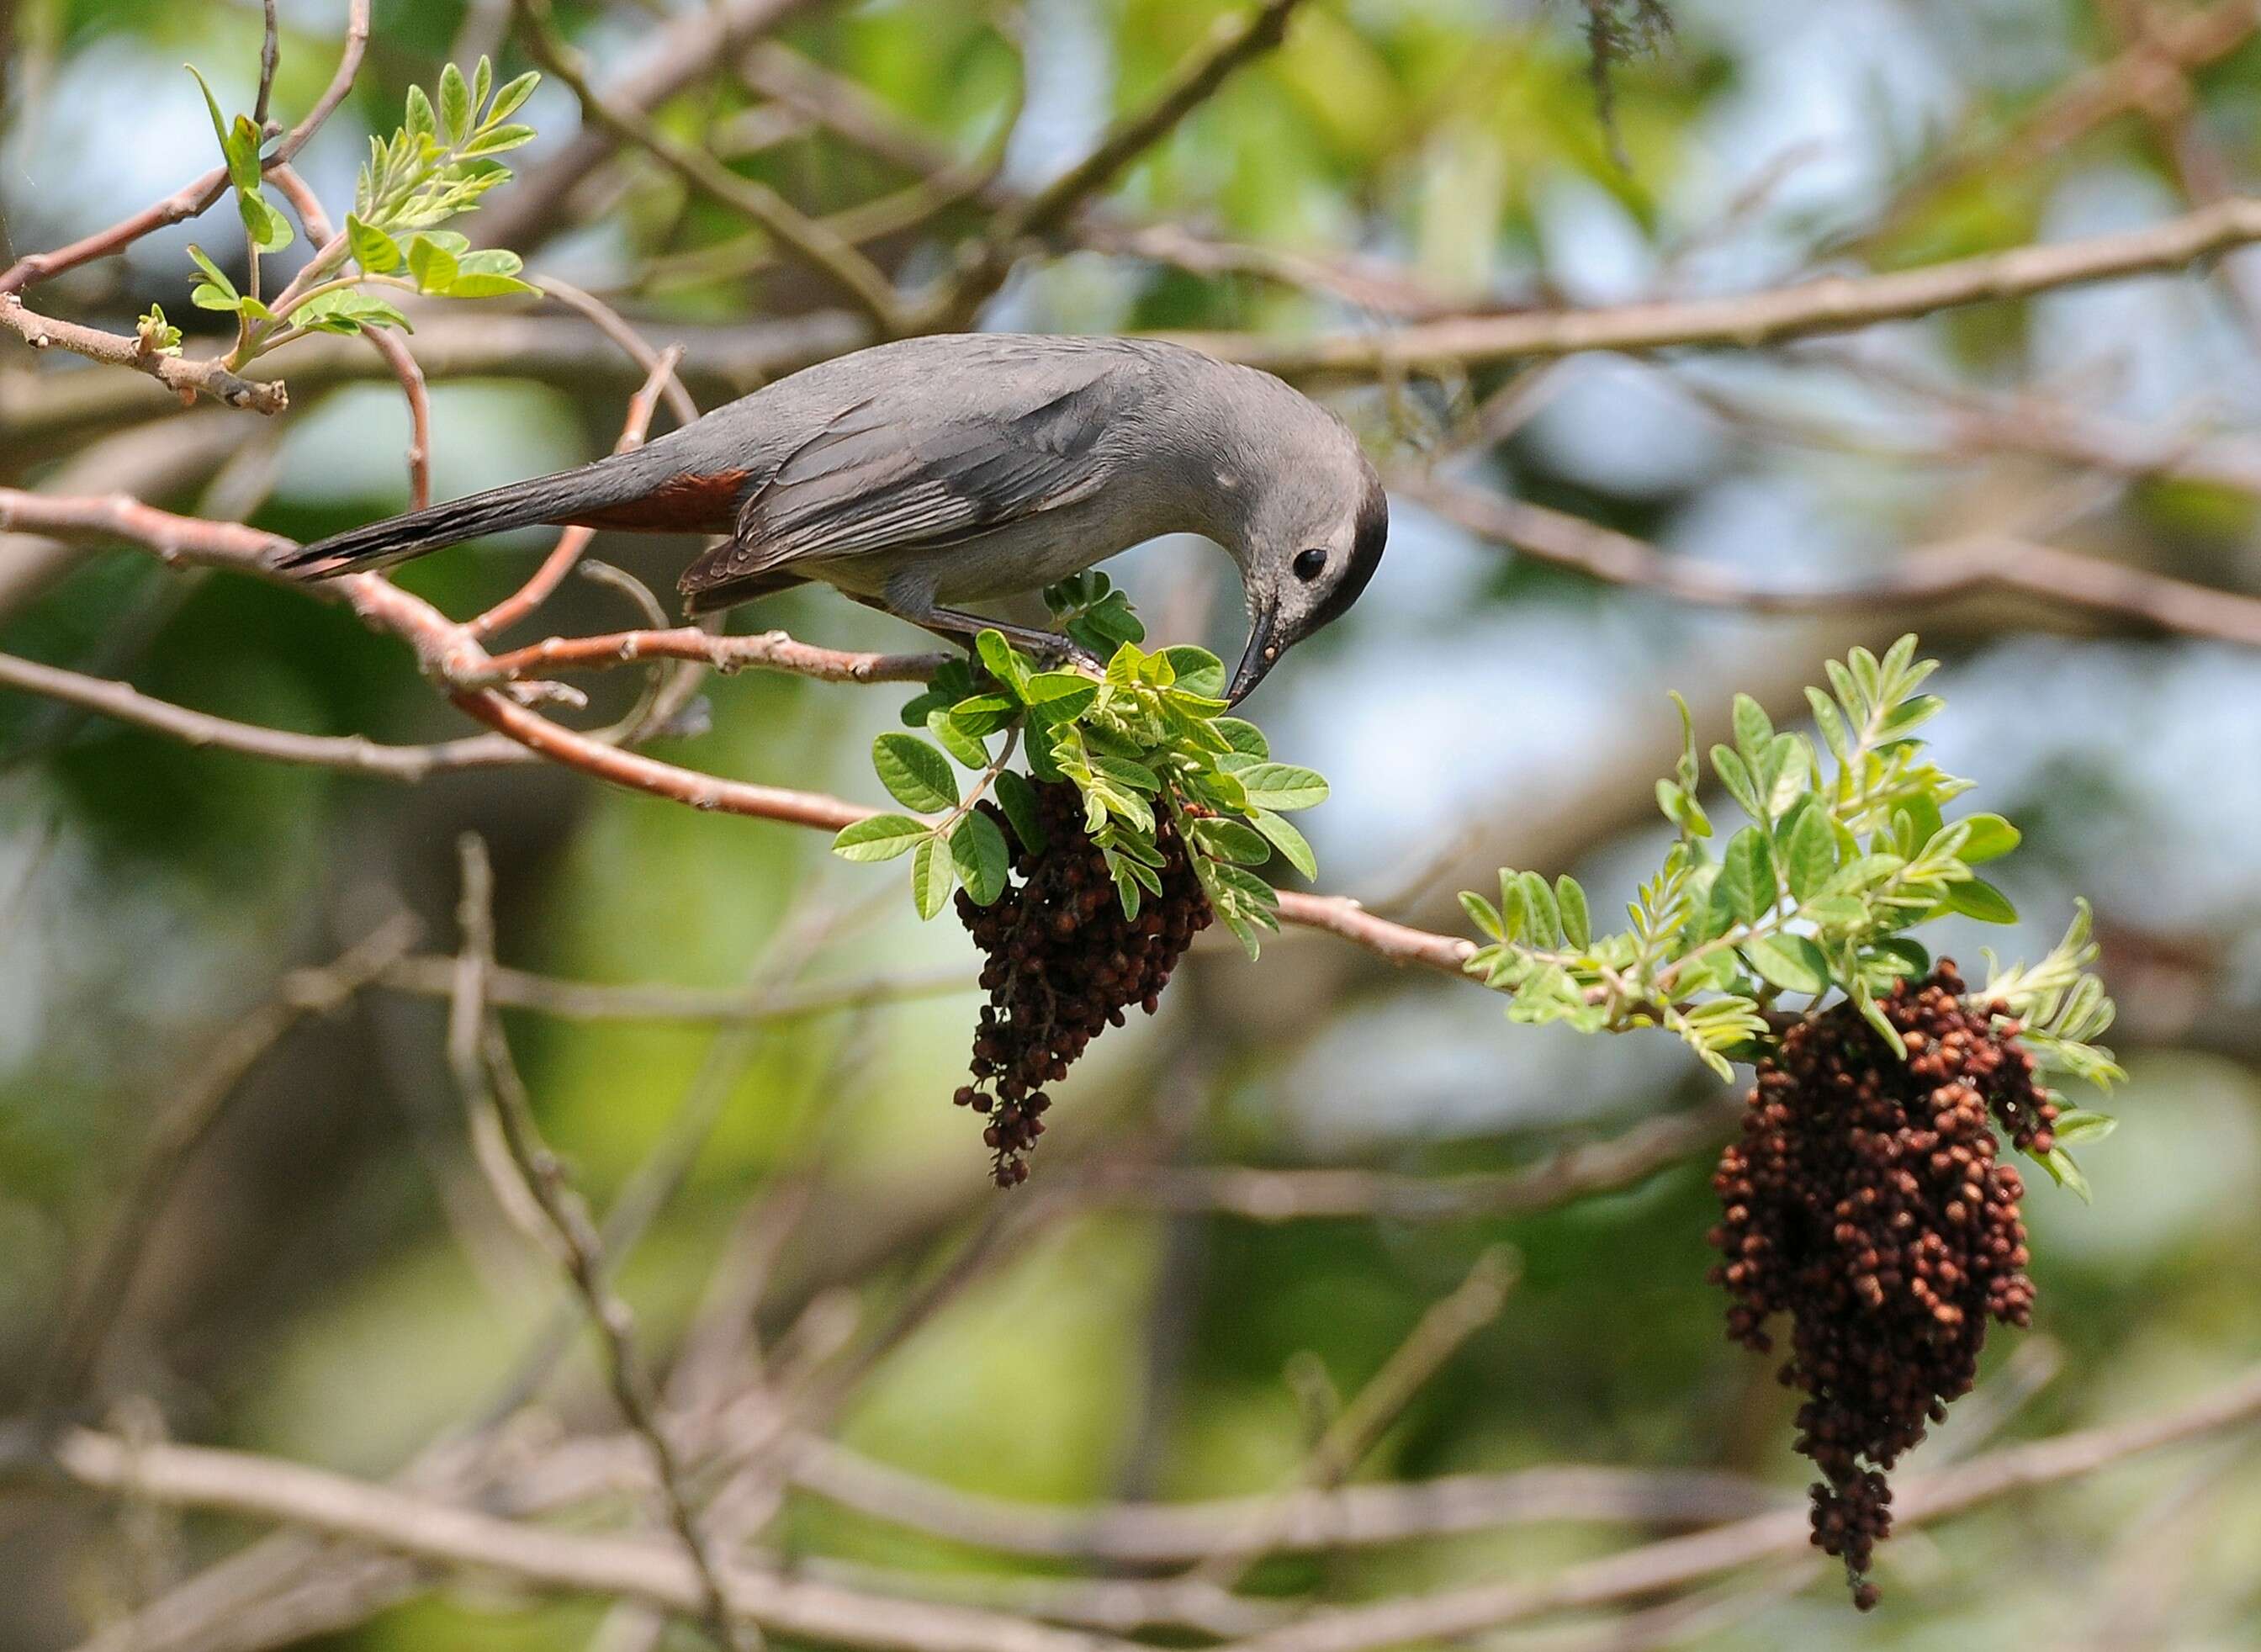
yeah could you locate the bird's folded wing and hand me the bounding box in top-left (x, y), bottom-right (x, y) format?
top-left (680, 351), bottom-right (1130, 598)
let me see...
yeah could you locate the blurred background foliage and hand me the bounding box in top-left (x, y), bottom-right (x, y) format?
top-left (4, 0), bottom-right (2261, 1647)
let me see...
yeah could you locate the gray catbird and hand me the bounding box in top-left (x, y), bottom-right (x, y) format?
top-left (276, 332), bottom-right (1388, 701)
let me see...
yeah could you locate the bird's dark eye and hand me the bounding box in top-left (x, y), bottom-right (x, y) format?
top-left (1293, 548), bottom-right (1327, 582)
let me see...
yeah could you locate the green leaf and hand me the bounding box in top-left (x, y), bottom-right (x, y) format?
top-left (1713, 826), bottom-right (1775, 928)
top-left (1958, 813), bottom-right (2022, 865)
top-left (1852, 980), bottom-right (1902, 1052)
top-left (406, 232), bottom-right (459, 294)
top-left (186, 64), bottom-right (231, 154)
top-left (1805, 686), bottom-right (1851, 765)
top-left (487, 70), bottom-right (540, 124)
top-left (1157, 646), bottom-right (1226, 698)
top-left (993, 770), bottom-right (1046, 855)
top-left (1655, 779), bottom-right (1713, 838)
top-left (1066, 590), bottom-right (1144, 653)
top-left (472, 56), bottom-right (493, 115)
top-left (1743, 934), bottom-right (1829, 995)
top-left (460, 123), bottom-right (536, 159)
top-left (1518, 871), bottom-right (1559, 946)
top-left (2052, 1109), bottom-right (2117, 1147)
top-left (1094, 755), bottom-right (1161, 793)
top-left (439, 62), bottom-right (473, 143)
top-left (1191, 817), bottom-right (1271, 866)
top-left (1213, 717), bottom-right (1268, 760)
top-left (831, 814), bottom-right (929, 863)
top-left (1023, 671), bottom-right (1097, 717)
top-left (871, 733), bottom-right (957, 812)
top-left (225, 113), bottom-right (266, 195)
top-left (405, 83), bottom-right (437, 140)
top-left (945, 693), bottom-right (1018, 735)
top-left (1710, 744), bottom-right (1762, 819)
top-left (976, 630), bottom-right (1029, 693)
top-left (442, 247), bottom-right (536, 298)
top-left (911, 835), bottom-right (955, 919)
top-left (287, 289), bottom-right (412, 336)
top-left (927, 707), bottom-right (989, 769)
top-left (1782, 805), bottom-right (1837, 902)
top-left (1731, 692), bottom-right (1774, 770)
top-left (2040, 1146), bottom-right (2092, 1204)
top-left (185, 244), bottom-right (238, 305)
top-left (1555, 875), bottom-right (1591, 950)
top-left (1460, 891), bottom-right (1503, 940)
top-left (1945, 876), bottom-right (2019, 924)
top-left (1235, 763), bottom-right (1329, 812)
top-left (1252, 809), bottom-right (1317, 879)
top-left (347, 213), bottom-right (404, 273)
top-left (950, 810), bottom-right (1010, 905)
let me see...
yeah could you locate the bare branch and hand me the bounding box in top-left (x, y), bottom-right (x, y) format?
top-left (1077, 1099), bottom-right (1739, 1225)
top-left (376, 953), bottom-right (976, 1025)
top-left (474, 626), bottom-right (950, 685)
top-left (1232, 1363), bottom-right (2261, 1652)
top-left (32, 1429), bottom-right (1135, 1652)
top-left (1410, 474), bottom-right (2261, 649)
top-left (0, 649), bottom-right (526, 777)
top-left (1178, 195), bottom-right (2261, 375)
top-left (1, 294), bottom-right (289, 413)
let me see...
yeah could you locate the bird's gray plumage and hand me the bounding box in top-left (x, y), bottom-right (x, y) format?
top-left (277, 332), bottom-right (1388, 701)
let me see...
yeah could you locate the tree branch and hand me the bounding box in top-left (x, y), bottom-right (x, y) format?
top-left (1178, 194), bottom-right (2261, 374)
top-left (0, 649), bottom-right (527, 777)
top-left (1, 294), bottom-right (289, 413)
top-left (29, 1428), bottom-right (1134, 1652)
top-left (1234, 1362), bottom-right (2261, 1652)
top-left (1408, 474), bottom-right (2261, 649)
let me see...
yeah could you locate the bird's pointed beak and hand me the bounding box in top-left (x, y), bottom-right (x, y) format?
top-left (1228, 607), bottom-right (1282, 705)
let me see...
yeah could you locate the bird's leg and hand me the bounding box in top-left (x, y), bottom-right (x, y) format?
top-left (869, 595), bottom-right (1103, 674)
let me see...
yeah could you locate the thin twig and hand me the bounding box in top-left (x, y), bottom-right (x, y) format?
top-left (448, 835), bottom-right (749, 1649)
top-left (933, 0), bottom-right (1313, 326)
top-left (516, 0), bottom-right (905, 332)
top-left (0, 649), bottom-right (526, 777)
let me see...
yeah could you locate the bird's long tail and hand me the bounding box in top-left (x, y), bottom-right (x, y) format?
top-left (270, 447), bottom-right (670, 578)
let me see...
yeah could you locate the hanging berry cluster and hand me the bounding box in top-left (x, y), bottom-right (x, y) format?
top-left (953, 782), bottom-right (1213, 1186)
top-left (1708, 964), bottom-right (2053, 1608)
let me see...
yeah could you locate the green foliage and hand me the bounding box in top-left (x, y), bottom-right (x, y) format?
top-left (183, 58), bottom-right (539, 363)
top-left (186, 64), bottom-right (295, 254)
top-left (1459, 638), bottom-right (2122, 1155)
top-left (832, 590), bottom-right (1326, 958)
top-left (135, 304), bottom-right (183, 356)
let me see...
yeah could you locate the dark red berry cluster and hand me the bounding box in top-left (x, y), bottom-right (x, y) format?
top-left (1708, 963), bottom-right (2051, 1608)
top-left (952, 780), bottom-right (1211, 1187)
